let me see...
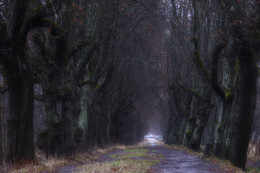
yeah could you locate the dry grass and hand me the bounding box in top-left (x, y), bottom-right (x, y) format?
top-left (4, 153), bottom-right (87, 173)
top-left (75, 159), bottom-right (159, 173)
top-left (2, 145), bottom-right (130, 173)
top-left (7, 158), bottom-right (68, 173)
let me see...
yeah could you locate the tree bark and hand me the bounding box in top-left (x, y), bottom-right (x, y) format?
top-left (4, 54), bottom-right (34, 163)
top-left (227, 48), bottom-right (257, 168)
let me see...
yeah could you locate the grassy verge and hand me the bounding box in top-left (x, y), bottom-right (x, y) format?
top-left (2, 145), bottom-right (130, 173)
top-left (4, 151), bottom-right (99, 173)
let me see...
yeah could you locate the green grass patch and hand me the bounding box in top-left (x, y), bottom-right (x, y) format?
top-left (152, 154), bottom-right (165, 159)
top-left (124, 148), bottom-right (148, 153)
top-left (110, 148), bottom-right (149, 159)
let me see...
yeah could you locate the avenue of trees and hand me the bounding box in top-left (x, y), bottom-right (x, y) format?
top-left (0, 0), bottom-right (165, 164)
top-left (0, 0), bottom-right (259, 170)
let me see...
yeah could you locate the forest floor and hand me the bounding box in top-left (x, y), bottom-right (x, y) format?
top-left (3, 137), bottom-right (260, 173)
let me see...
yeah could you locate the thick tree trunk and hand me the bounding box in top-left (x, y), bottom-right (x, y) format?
top-left (5, 55), bottom-right (34, 163)
top-left (41, 77), bottom-right (81, 156)
top-left (42, 90), bottom-right (61, 157)
top-left (60, 81), bottom-right (80, 154)
top-left (228, 50), bottom-right (257, 167)
top-left (87, 87), bottom-right (111, 147)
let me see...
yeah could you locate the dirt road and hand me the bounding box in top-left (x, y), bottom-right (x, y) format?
top-left (55, 135), bottom-right (231, 173)
top-left (146, 145), bottom-right (223, 173)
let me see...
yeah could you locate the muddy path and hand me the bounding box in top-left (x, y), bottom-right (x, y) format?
top-left (54, 138), bottom-right (230, 173)
top-left (146, 145), bottom-right (223, 173)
